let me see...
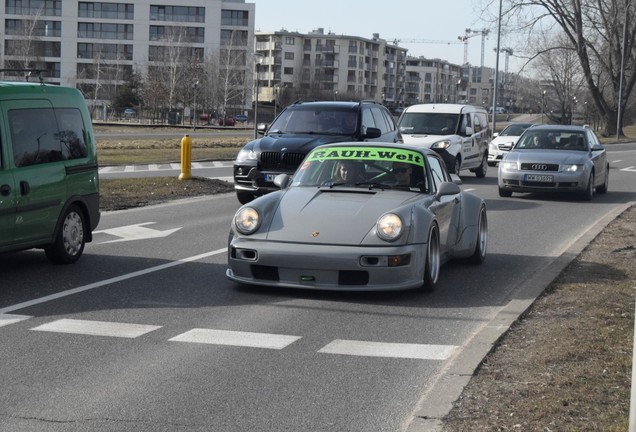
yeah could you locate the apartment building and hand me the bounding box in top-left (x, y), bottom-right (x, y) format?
top-left (1, 0), bottom-right (255, 108)
top-left (254, 28), bottom-right (407, 108)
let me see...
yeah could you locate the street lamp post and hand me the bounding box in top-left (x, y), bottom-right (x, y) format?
top-left (254, 54), bottom-right (264, 139)
top-left (541, 90), bottom-right (546, 124)
top-left (273, 85), bottom-right (279, 118)
top-left (456, 79), bottom-right (461, 104)
top-left (192, 80), bottom-right (199, 131)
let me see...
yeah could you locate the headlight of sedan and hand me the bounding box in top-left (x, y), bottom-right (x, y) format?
top-left (235, 148), bottom-right (258, 163)
top-left (234, 207), bottom-right (260, 235)
top-left (376, 213), bottom-right (403, 241)
top-left (430, 140), bottom-right (452, 150)
top-left (562, 164), bottom-right (584, 172)
top-left (500, 161), bottom-right (519, 171)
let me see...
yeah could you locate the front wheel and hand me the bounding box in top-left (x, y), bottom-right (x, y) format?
top-left (45, 205), bottom-right (86, 264)
top-left (468, 206), bottom-right (488, 264)
top-left (580, 172), bottom-right (595, 201)
top-left (422, 224), bottom-right (441, 292)
top-left (236, 191), bottom-right (254, 205)
top-left (475, 155), bottom-right (488, 178)
top-left (498, 187), bottom-right (512, 197)
top-left (451, 157), bottom-right (461, 175)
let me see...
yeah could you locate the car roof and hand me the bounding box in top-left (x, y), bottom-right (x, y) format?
top-left (311, 141), bottom-right (438, 156)
top-left (403, 103), bottom-right (487, 114)
top-left (286, 100), bottom-right (391, 111)
top-left (526, 124), bottom-right (592, 132)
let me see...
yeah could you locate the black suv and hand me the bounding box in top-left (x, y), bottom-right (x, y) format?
top-left (233, 100), bottom-right (402, 203)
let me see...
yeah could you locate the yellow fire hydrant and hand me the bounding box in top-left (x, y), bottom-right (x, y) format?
top-left (179, 134), bottom-right (192, 180)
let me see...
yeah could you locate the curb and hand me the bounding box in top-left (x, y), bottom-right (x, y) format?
top-left (405, 201), bottom-right (635, 432)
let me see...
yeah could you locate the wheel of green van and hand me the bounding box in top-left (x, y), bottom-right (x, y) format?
top-left (45, 204), bottom-right (86, 264)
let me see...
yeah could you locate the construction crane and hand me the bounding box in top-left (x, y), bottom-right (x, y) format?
top-left (458, 28), bottom-right (490, 66)
top-left (391, 38), bottom-right (462, 46)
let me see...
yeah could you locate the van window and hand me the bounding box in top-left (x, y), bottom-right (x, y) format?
top-left (9, 108), bottom-right (87, 167)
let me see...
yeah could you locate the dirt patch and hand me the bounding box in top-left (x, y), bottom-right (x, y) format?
top-left (441, 205), bottom-right (635, 431)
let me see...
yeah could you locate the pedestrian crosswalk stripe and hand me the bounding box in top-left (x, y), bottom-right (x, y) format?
top-left (169, 328), bottom-right (301, 350)
top-left (0, 314), bottom-right (32, 328)
top-left (318, 339), bottom-right (458, 360)
top-left (30, 319), bottom-right (162, 338)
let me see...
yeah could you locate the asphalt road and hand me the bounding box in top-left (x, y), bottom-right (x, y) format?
top-left (1, 142), bottom-right (635, 432)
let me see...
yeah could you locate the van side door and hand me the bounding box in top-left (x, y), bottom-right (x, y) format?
top-left (5, 101), bottom-right (67, 247)
top-left (0, 117), bottom-right (17, 248)
top-left (459, 113), bottom-right (479, 169)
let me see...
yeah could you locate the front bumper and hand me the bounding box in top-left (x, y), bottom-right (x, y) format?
top-left (233, 164), bottom-right (292, 196)
top-left (498, 170), bottom-right (587, 194)
top-left (227, 238), bottom-right (426, 291)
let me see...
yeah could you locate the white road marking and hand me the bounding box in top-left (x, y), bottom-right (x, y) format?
top-left (94, 222), bottom-right (182, 243)
top-left (621, 166), bottom-right (636, 172)
top-left (0, 314), bottom-right (32, 327)
top-left (169, 328), bottom-right (301, 350)
top-left (0, 248), bottom-right (227, 315)
top-left (31, 319), bottom-right (161, 338)
top-left (318, 339), bottom-right (458, 360)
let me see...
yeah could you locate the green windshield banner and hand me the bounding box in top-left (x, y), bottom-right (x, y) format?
top-left (307, 146), bottom-right (425, 167)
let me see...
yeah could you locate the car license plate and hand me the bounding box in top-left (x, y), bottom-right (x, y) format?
top-left (264, 173), bottom-right (277, 182)
top-left (525, 174), bottom-right (553, 182)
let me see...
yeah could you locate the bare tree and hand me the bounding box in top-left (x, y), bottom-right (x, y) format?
top-left (2, 6), bottom-right (45, 74)
top-left (489, 0), bottom-right (635, 136)
top-left (218, 30), bottom-right (249, 119)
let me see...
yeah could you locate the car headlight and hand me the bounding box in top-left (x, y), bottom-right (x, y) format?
top-left (500, 161), bottom-right (519, 171)
top-left (376, 213), bottom-right (403, 241)
top-left (430, 140), bottom-right (452, 150)
top-left (235, 148), bottom-right (258, 163)
top-left (234, 207), bottom-right (260, 235)
top-left (562, 164), bottom-right (584, 172)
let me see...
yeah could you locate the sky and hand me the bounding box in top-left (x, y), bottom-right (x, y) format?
top-left (253, 0), bottom-right (517, 71)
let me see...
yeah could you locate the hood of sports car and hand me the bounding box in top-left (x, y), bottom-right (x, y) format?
top-left (255, 133), bottom-right (351, 153)
top-left (265, 188), bottom-right (415, 244)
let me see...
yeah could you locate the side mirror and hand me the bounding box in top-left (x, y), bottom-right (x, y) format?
top-left (436, 181), bottom-right (461, 199)
top-left (591, 144), bottom-right (604, 152)
top-left (274, 173), bottom-right (291, 189)
top-left (363, 127), bottom-right (382, 139)
top-left (492, 132), bottom-right (500, 138)
top-left (464, 126), bottom-right (474, 137)
top-left (257, 123), bottom-right (268, 135)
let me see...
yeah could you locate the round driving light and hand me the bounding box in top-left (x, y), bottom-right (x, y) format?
top-left (376, 213), bottom-right (403, 241)
top-left (234, 207), bottom-right (260, 234)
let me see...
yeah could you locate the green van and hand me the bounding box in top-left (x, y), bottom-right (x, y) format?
top-left (0, 79), bottom-right (100, 263)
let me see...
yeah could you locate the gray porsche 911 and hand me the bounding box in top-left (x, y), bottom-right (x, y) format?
top-left (226, 143), bottom-right (487, 292)
top-left (497, 125), bottom-right (609, 200)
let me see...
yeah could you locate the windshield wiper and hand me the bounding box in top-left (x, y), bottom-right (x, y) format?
top-left (355, 181), bottom-right (391, 190)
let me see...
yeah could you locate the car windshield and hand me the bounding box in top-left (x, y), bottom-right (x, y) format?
top-left (268, 106), bottom-right (358, 135)
top-left (398, 112), bottom-right (460, 135)
top-left (515, 131), bottom-right (588, 151)
top-left (291, 146), bottom-right (429, 193)
top-left (500, 123), bottom-right (531, 136)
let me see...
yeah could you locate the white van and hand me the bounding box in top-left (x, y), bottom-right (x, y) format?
top-left (397, 104), bottom-right (490, 177)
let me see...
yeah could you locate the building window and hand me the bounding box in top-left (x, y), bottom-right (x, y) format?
top-left (5, 19), bottom-right (62, 37)
top-left (150, 5), bottom-right (205, 23)
top-left (285, 37), bottom-right (295, 45)
top-left (284, 52), bottom-right (294, 60)
top-left (6, 0), bottom-right (61, 16)
top-left (78, 2), bottom-right (134, 19)
top-left (283, 67), bottom-right (294, 75)
top-left (221, 10), bottom-right (248, 26)
top-left (78, 23), bottom-right (133, 40)
top-left (77, 43), bottom-right (133, 60)
top-left (150, 25), bottom-right (204, 43)
top-left (220, 29), bottom-right (248, 46)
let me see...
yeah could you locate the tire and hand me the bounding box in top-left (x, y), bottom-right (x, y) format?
top-left (422, 224), bottom-right (441, 292)
top-left (487, 161), bottom-right (496, 167)
top-left (236, 191), bottom-right (254, 205)
top-left (45, 204), bottom-right (86, 264)
top-left (475, 155), bottom-right (488, 178)
top-left (597, 165), bottom-right (609, 194)
top-left (581, 172), bottom-right (594, 201)
top-left (498, 187), bottom-right (512, 197)
top-left (468, 206), bottom-right (488, 264)
top-left (452, 157), bottom-right (461, 175)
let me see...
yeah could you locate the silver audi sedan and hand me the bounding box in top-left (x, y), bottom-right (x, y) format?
top-left (498, 125), bottom-right (609, 200)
